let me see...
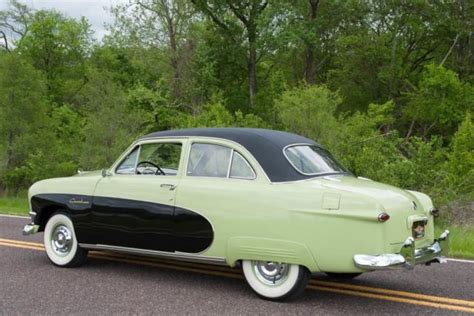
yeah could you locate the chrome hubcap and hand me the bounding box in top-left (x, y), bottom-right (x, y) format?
top-left (252, 261), bottom-right (289, 286)
top-left (51, 225), bottom-right (72, 256)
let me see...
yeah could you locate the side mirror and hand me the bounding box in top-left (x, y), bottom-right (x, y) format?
top-left (101, 169), bottom-right (112, 177)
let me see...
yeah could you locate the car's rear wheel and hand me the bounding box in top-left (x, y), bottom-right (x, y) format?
top-left (324, 272), bottom-right (362, 279)
top-left (242, 260), bottom-right (310, 301)
top-left (44, 212), bottom-right (88, 267)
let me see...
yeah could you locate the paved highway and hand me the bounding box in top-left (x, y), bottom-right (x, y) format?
top-left (1, 215), bottom-right (473, 315)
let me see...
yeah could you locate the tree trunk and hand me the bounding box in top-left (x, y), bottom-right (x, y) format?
top-left (168, 20), bottom-right (181, 102)
top-left (6, 130), bottom-right (13, 170)
top-left (304, 46), bottom-right (315, 84)
top-left (248, 27), bottom-right (257, 108)
top-left (6, 91), bottom-right (15, 170)
top-left (303, 0), bottom-right (319, 84)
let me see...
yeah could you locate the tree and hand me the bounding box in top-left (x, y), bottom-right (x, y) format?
top-left (327, 0), bottom-right (471, 113)
top-left (275, 0), bottom-right (348, 84)
top-left (0, 0), bottom-right (32, 51)
top-left (18, 10), bottom-right (93, 104)
top-left (109, 0), bottom-right (195, 105)
top-left (405, 64), bottom-right (473, 139)
top-left (0, 53), bottom-right (49, 192)
top-left (192, 0), bottom-right (268, 108)
top-left (180, 98), bottom-right (266, 128)
top-left (275, 85), bottom-right (341, 147)
top-left (448, 113), bottom-right (474, 184)
top-left (74, 68), bottom-right (149, 169)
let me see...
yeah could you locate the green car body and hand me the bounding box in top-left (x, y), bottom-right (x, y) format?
top-left (24, 128), bottom-right (448, 298)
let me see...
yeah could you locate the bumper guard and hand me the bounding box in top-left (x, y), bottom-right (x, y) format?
top-left (22, 223), bottom-right (39, 236)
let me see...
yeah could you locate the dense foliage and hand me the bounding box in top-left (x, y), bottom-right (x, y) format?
top-left (0, 0), bottom-right (472, 212)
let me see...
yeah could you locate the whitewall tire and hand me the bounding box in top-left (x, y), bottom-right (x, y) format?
top-left (44, 212), bottom-right (88, 267)
top-left (242, 260), bottom-right (310, 301)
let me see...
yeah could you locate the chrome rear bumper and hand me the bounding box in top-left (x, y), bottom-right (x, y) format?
top-left (353, 230), bottom-right (449, 270)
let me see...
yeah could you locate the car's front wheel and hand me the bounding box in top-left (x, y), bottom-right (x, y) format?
top-left (242, 260), bottom-right (310, 301)
top-left (44, 212), bottom-right (88, 267)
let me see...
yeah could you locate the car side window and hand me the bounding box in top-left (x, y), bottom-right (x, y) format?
top-left (187, 143), bottom-right (255, 180)
top-left (116, 147), bottom-right (139, 174)
top-left (136, 143), bottom-right (182, 176)
top-left (187, 143), bottom-right (232, 177)
top-left (229, 152), bottom-right (256, 179)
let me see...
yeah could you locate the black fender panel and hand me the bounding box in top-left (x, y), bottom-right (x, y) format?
top-left (30, 194), bottom-right (213, 253)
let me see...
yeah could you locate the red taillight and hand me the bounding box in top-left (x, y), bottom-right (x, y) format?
top-left (378, 212), bottom-right (390, 223)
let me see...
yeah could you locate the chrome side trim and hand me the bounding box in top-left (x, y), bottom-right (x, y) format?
top-left (79, 243), bottom-right (228, 266)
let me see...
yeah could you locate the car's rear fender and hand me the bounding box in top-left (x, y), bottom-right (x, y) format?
top-left (226, 236), bottom-right (320, 272)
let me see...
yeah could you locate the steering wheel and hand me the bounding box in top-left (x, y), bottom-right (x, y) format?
top-left (136, 161), bottom-right (166, 175)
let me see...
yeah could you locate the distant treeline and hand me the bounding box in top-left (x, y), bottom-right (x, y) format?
top-left (0, 0), bottom-right (472, 208)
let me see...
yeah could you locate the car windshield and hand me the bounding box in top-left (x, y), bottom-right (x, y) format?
top-left (284, 145), bottom-right (348, 176)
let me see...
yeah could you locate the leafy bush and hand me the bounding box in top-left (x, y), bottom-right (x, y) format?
top-left (275, 85), bottom-right (341, 147)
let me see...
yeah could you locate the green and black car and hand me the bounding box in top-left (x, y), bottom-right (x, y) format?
top-left (23, 128), bottom-right (449, 301)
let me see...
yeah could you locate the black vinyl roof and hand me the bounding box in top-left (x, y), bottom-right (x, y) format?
top-left (141, 128), bottom-right (319, 182)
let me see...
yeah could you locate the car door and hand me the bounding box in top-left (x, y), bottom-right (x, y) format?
top-left (174, 141), bottom-right (264, 257)
top-left (85, 140), bottom-right (185, 252)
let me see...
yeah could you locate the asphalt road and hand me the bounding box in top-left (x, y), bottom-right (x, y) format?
top-left (1, 215), bottom-right (473, 315)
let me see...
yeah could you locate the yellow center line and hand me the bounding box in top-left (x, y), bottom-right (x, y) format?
top-left (310, 280), bottom-right (474, 308)
top-left (0, 238), bottom-right (45, 247)
top-left (0, 241), bottom-right (44, 251)
top-left (1, 238), bottom-right (473, 313)
top-left (307, 285), bottom-right (474, 314)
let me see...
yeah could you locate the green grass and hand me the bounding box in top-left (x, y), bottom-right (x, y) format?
top-left (0, 197), bottom-right (472, 260)
top-left (435, 224), bottom-right (474, 260)
top-left (0, 197), bottom-right (29, 216)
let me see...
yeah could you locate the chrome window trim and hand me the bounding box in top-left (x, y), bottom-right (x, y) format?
top-left (282, 143), bottom-right (346, 177)
top-left (186, 142), bottom-right (256, 181)
top-left (134, 136), bottom-right (271, 183)
top-left (114, 145), bottom-right (140, 175)
top-left (226, 149), bottom-right (234, 178)
top-left (134, 144), bottom-right (141, 174)
top-left (186, 142), bottom-right (232, 179)
top-left (79, 243), bottom-right (227, 265)
top-left (229, 151), bottom-right (256, 180)
top-left (114, 141), bottom-right (183, 177)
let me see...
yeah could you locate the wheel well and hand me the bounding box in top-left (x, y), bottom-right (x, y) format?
top-left (37, 206), bottom-right (65, 232)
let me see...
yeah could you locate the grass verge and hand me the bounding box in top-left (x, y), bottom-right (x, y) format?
top-left (435, 224), bottom-right (474, 260)
top-left (0, 197), bottom-right (28, 216)
top-left (0, 197), bottom-right (472, 260)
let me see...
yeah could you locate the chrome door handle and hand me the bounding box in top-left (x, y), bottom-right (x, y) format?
top-left (160, 184), bottom-right (177, 191)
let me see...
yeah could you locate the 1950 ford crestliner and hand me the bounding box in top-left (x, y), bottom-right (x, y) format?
top-left (23, 128), bottom-right (449, 301)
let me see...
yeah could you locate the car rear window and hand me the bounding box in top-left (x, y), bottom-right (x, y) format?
top-left (284, 145), bottom-right (347, 176)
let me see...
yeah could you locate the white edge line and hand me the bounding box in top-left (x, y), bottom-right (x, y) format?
top-left (0, 214), bottom-right (29, 219)
top-left (447, 258), bottom-right (474, 263)
top-left (0, 213), bottom-right (474, 263)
